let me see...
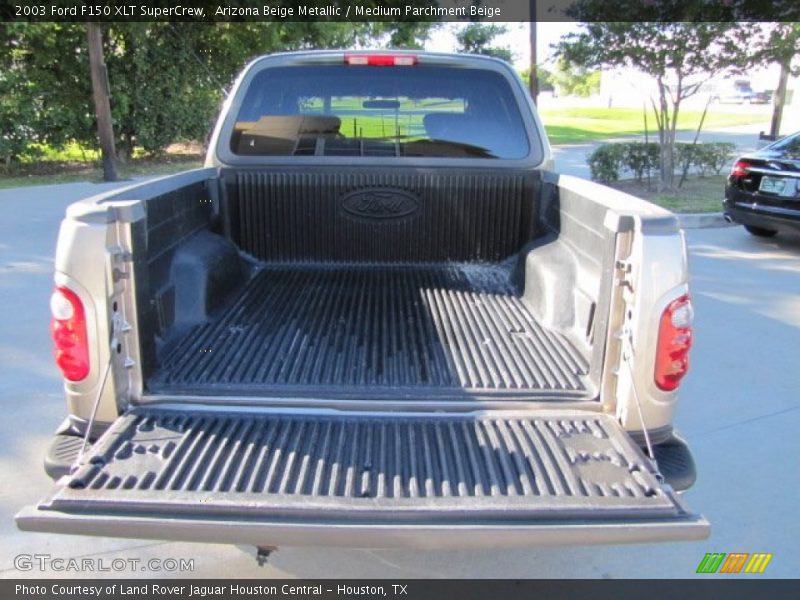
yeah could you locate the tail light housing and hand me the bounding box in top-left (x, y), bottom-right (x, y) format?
top-left (50, 286), bottom-right (90, 381)
top-left (729, 159), bottom-right (751, 178)
top-left (654, 294), bottom-right (693, 391)
top-left (345, 54), bottom-right (418, 66)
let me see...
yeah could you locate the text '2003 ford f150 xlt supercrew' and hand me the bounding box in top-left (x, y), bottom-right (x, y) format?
top-left (17, 50), bottom-right (709, 548)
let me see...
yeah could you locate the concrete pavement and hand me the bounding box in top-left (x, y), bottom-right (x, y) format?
top-left (0, 181), bottom-right (798, 578)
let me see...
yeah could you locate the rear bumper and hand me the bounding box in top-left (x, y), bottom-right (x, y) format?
top-left (724, 199), bottom-right (800, 234)
top-left (16, 505), bottom-right (709, 549)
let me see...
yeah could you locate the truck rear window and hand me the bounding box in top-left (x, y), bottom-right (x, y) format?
top-left (230, 65), bottom-right (531, 159)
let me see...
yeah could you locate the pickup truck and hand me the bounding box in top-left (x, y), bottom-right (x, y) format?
top-left (17, 50), bottom-right (709, 549)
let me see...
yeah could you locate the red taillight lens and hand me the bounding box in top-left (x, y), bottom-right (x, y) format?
top-left (50, 286), bottom-right (90, 381)
top-left (344, 54), bottom-right (418, 66)
top-left (730, 159), bottom-right (751, 178)
top-left (654, 294), bottom-right (693, 391)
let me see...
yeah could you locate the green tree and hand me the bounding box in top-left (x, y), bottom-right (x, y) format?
top-left (749, 23), bottom-right (800, 138)
top-left (553, 57), bottom-right (600, 97)
top-left (455, 24), bottom-right (512, 62)
top-left (0, 23), bottom-right (95, 165)
top-left (557, 8), bottom-right (749, 190)
top-left (520, 65), bottom-right (555, 93)
top-left (0, 25), bottom-right (38, 166)
top-left (0, 22), bottom-right (437, 164)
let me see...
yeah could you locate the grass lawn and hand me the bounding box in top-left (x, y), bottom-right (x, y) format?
top-left (540, 107), bottom-right (770, 144)
top-left (609, 175), bottom-right (726, 213)
top-left (0, 105), bottom-right (761, 190)
top-left (0, 146), bottom-right (203, 189)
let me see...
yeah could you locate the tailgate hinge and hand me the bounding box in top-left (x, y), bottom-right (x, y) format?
top-left (615, 259), bottom-right (634, 291)
top-left (110, 247), bottom-right (132, 283)
top-left (106, 221), bottom-right (139, 406)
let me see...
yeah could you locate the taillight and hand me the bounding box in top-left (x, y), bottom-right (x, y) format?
top-left (344, 54), bottom-right (418, 66)
top-left (50, 286), bottom-right (90, 381)
top-left (654, 294), bottom-right (693, 391)
top-left (730, 159), bottom-right (751, 178)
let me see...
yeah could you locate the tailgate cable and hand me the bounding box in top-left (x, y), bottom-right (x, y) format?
top-left (621, 329), bottom-right (663, 482)
top-left (70, 356), bottom-right (112, 474)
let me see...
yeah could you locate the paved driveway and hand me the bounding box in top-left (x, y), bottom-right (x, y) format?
top-left (0, 181), bottom-right (798, 578)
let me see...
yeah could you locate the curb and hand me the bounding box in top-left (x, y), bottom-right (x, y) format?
top-left (678, 212), bottom-right (735, 229)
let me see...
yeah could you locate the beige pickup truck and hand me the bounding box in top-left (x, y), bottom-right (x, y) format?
top-left (17, 50), bottom-right (708, 549)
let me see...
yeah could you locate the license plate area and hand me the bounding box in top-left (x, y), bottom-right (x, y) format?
top-left (759, 175), bottom-right (797, 197)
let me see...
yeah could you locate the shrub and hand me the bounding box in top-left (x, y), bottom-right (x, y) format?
top-left (588, 144), bottom-right (626, 182)
top-left (676, 142), bottom-right (736, 177)
top-left (676, 142), bottom-right (702, 174)
top-left (703, 142), bottom-right (736, 175)
top-left (623, 142), bottom-right (660, 182)
top-left (588, 141), bottom-right (737, 182)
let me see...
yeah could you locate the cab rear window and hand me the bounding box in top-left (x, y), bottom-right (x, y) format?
top-left (230, 65), bottom-right (531, 159)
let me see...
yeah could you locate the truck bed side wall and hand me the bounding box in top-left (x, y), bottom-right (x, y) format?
top-left (136, 167), bottom-right (614, 401)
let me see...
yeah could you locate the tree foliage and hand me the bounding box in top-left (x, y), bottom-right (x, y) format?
top-left (556, 7), bottom-right (750, 190)
top-left (747, 23), bottom-right (800, 136)
top-left (0, 22), bottom-right (436, 165)
top-left (552, 57), bottom-right (600, 97)
top-left (0, 24), bottom-right (94, 164)
top-left (749, 23), bottom-right (800, 76)
top-left (520, 65), bottom-right (555, 92)
top-left (455, 24), bottom-right (512, 62)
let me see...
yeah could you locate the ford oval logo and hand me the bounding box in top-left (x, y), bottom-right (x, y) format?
top-left (341, 188), bottom-right (419, 220)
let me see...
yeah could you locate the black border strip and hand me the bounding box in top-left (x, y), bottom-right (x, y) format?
top-left (1, 0), bottom-right (799, 23)
top-left (3, 579), bottom-right (800, 599)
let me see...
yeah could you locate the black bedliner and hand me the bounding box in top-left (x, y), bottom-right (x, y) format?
top-left (150, 263), bottom-right (589, 399)
top-left (58, 407), bottom-right (681, 520)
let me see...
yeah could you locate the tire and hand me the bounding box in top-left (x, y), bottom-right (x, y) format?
top-left (744, 224), bottom-right (778, 237)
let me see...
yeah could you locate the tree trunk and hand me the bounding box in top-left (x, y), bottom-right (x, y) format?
top-left (660, 142), bottom-right (674, 191)
top-left (86, 23), bottom-right (118, 182)
top-left (664, 97), bottom-right (681, 191)
top-left (679, 95), bottom-right (710, 188)
top-left (769, 61), bottom-right (790, 139)
top-left (528, 2), bottom-right (539, 103)
top-left (656, 81), bottom-right (674, 191)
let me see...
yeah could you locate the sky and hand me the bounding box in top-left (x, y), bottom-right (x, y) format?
top-left (423, 22), bottom-right (782, 91)
top-left (424, 22), bottom-right (581, 69)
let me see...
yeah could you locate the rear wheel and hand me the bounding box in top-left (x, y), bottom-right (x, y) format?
top-left (744, 225), bottom-right (778, 237)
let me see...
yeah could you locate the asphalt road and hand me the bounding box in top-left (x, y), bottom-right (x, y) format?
top-left (0, 180), bottom-right (798, 579)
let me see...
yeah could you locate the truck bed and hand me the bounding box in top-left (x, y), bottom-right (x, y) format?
top-left (149, 263), bottom-right (590, 399)
top-left (22, 52), bottom-right (708, 548)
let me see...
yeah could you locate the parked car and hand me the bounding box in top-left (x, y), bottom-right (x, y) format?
top-left (17, 51), bottom-right (708, 550)
top-left (711, 79), bottom-right (770, 104)
top-left (724, 131), bottom-right (800, 237)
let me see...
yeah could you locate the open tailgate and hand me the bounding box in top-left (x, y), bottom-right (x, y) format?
top-left (17, 407), bottom-right (709, 548)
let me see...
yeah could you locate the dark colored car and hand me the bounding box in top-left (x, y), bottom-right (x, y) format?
top-left (724, 131), bottom-right (800, 237)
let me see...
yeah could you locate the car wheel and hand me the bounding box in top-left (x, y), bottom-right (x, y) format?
top-left (744, 225), bottom-right (778, 237)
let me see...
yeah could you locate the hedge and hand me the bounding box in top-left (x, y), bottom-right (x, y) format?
top-left (587, 141), bottom-right (736, 183)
